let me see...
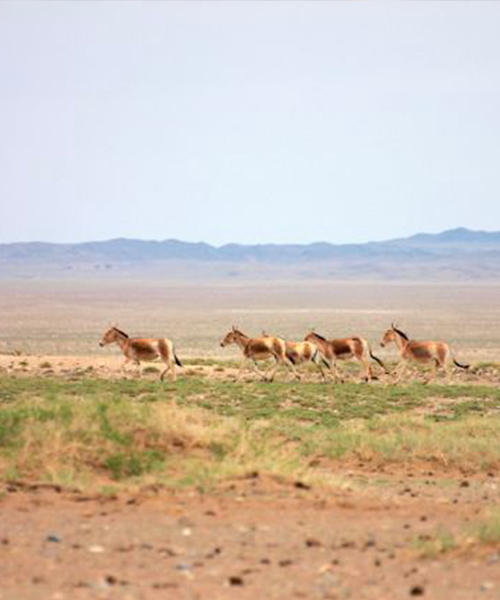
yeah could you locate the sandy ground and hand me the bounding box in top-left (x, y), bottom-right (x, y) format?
top-left (1, 280), bottom-right (500, 360)
top-left (2, 473), bottom-right (500, 600)
top-left (1, 353), bottom-right (499, 387)
top-left (0, 354), bottom-right (234, 382)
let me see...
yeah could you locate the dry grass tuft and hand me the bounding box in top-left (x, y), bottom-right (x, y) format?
top-left (313, 414), bottom-right (500, 472)
top-left (0, 393), bottom-right (306, 491)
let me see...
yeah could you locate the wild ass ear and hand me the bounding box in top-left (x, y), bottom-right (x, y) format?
top-left (232, 325), bottom-right (236, 332)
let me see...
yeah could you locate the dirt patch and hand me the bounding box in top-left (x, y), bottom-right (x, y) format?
top-left (0, 354), bottom-right (240, 382)
top-left (1, 473), bottom-right (500, 600)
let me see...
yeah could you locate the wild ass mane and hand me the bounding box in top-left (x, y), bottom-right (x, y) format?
top-left (232, 327), bottom-right (248, 338)
top-left (112, 327), bottom-right (129, 339)
top-left (310, 331), bottom-right (327, 342)
top-left (392, 325), bottom-right (409, 341)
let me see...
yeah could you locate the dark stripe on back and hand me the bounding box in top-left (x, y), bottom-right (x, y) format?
top-left (312, 332), bottom-right (326, 342)
top-left (393, 327), bottom-right (409, 341)
top-left (113, 327), bottom-right (129, 338)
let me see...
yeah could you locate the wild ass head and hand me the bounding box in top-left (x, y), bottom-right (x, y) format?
top-left (304, 330), bottom-right (324, 344)
top-left (380, 323), bottom-right (409, 347)
top-left (220, 326), bottom-right (245, 348)
top-left (99, 326), bottom-right (129, 347)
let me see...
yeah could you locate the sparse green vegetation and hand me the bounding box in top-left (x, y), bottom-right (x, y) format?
top-left (414, 526), bottom-right (458, 558)
top-left (414, 509), bottom-right (500, 557)
top-left (471, 361), bottom-right (500, 374)
top-left (142, 366), bottom-right (160, 375)
top-left (1, 374), bottom-right (500, 491)
top-left (182, 358), bottom-right (240, 368)
top-left (470, 510), bottom-right (500, 546)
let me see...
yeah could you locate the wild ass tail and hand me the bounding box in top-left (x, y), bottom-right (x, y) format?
top-left (174, 354), bottom-right (183, 367)
top-left (453, 357), bottom-right (469, 370)
top-left (370, 349), bottom-right (390, 374)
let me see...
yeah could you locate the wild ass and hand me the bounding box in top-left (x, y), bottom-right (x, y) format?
top-left (380, 324), bottom-right (469, 383)
top-left (220, 327), bottom-right (299, 381)
top-left (304, 331), bottom-right (388, 382)
top-left (99, 326), bottom-right (182, 381)
top-left (262, 331), bottom-right (328, 380)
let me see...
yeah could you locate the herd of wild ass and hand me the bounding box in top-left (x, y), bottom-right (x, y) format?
top-left (99, 324), bottom-right (469, 384)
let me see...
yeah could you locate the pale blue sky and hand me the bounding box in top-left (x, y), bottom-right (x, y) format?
top-left (0, 2), bottom-right (499, 245)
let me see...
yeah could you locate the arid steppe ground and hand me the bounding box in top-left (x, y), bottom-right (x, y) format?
top-left (1, 279), bottom-right (500, 359)
top-left (2, 279), bottom-right (500, 600)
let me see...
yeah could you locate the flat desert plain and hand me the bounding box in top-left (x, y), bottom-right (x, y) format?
top-left (1, 279), bottom-right (500, 600)
top-left (1, 279), bottom-right (500, 359)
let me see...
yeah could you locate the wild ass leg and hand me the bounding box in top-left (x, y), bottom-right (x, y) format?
top-left (157, 341), bottom-right (176, 382)
top-left (169, 359), bottom-right (177, 382)
top-left (318, 358), bottom-right (335, 382)
top-left (330, 360), bottom-right (344, 383)
top-left (361, 358), bottom-right (372, 382)
top-left (121, 358), bottom-right (132, 378)
top-left (159, 360), bottom-right (176, 382)
top-left (236, 358), bottom-right (267, 382)
top-left (444, 360), bottom-right (452, 384)
top-left (446, 365), bottom-right (453, 384)
top-left (393, 360), bottom-right (409, 384)
top-left (267, 355), bottom-right (300, 383)
top-left (314, 357), bottom-right (327, 382)
top-left (250, 360), bottom-right (269, 381)
top-left (235, 359), bottom-right (248, 381)
top-left (266, 358), bottom-right (280, 383)
top-left (316, 363), bottom-right (327, 381)
top-left (285, 357), bottom-right (301, 382)
top-left (441, 349), bottom-right (452, 384)
top-left (424, 359), bottom-right (439, 385)
top-left (160, 360), bottom-right (172, 382)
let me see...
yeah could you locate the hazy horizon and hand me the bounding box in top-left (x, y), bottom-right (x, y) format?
top-left (1, 2), bottom-right (499, 246)
top-left (0, 225), bottom-right (499, 248)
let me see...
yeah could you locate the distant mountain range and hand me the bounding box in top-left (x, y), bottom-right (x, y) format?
top-left (1, 228), bottom-right (499, 281)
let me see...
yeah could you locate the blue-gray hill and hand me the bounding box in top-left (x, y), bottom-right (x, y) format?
top-left (0, 228), bottom-right (499, 281)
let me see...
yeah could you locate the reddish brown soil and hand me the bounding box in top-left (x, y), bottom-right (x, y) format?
top-left (2, 473), bottom-right (500, 600)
